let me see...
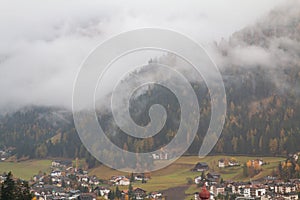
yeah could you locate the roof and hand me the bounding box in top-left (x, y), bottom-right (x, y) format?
top-left (134, 188), bottom-right (146, 193)
top-left (195, 162), bottom-right (209, 168)
top-left (199, 186), bottom-right (210, 199)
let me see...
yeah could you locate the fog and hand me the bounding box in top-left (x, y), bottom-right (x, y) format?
top-left (213, 0), bottom-right (300, 93)
top-left (0, 0), bottom-right (286, 110)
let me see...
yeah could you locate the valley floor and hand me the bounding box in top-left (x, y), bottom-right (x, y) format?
top-left (0, 155), bottom-right (285, 199)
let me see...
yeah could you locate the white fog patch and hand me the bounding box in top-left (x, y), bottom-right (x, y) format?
top-left (0, 0), bottom-right (285, 109)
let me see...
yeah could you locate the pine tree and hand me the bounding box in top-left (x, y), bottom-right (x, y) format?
top-left (128, 183), bottom-right (133, 200)
top-left (130, 172), bottom-right (134, 183)
top-left (15, 181), bottom-right (32, 200)
top-left (1, 172), bottom-right (15, 200)
top-left (116, 186), bottom-right (122, 199)
top-left (243, 163), bottom-right (248, 177)
top-left (108, 190), bottom-right (115, 200)
top-left (201, 171), bottom-right (205, 180)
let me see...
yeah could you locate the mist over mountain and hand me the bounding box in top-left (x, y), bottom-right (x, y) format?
top-left (0, 0), bottom-right (284, 110)
top-left (0, 2), bottom-right (299, 167)
top-left (215, 1), bottom-right (300, 95)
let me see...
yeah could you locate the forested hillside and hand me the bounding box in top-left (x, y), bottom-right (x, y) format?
top-left (0, 3), bottom-right (299, 167)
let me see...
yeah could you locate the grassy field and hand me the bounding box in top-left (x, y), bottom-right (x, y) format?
top-left (0, 155), bottom-right (285, 198)
top-left (90, 155), bottom-right (285, 198)
top-left (0, 160), bottom-right (52, 180)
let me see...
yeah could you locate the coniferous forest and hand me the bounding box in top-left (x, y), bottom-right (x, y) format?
top-left (0, 5), bottom-right (300, 169)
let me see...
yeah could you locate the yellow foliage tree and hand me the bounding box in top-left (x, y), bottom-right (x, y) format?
top-left (295, 164), bottom-right (300, 172)
top-left (246, 160), bottom-right (252, 168)
top-left (253, 161), bottom-right (261, 171)
top-left (287, 161), bottom-right (292, 168)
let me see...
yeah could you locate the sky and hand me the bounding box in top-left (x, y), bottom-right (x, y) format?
top-left (0, 0), bottom-right (286, 110)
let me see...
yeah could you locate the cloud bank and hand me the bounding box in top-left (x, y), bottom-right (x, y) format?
top-left (0, 0), bottom-right (285, 110)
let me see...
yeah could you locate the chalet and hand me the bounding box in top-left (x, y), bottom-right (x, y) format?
top-left (133, 188), bottom-right (147, 200)
top-left (63, 177), bottom-right (71, 186)
top-left (243, 186), bottom-right (251, 197)
top-left (291, 179), bottom-right (300, 190)
top-left (281, 192), bottom-right (299, 200)
top-left (74, 168), bottom-right (87, 175)
top-left (194, 192), bottom-right (199, 200)
top-left (89, 176), bottom-right (100, 185)
top-left (50, 170), bottom-right (62, 177)
top-left (194, 176), bottom-right (202, 184)
top-left (51, 176), bottom-right (62, 184)
top-left (79, 175), bottom-right (89, 183)
top-left (159, 151), bottom-right (168, 160)
top-left (79, 193), bottom-right (97, 200)
top-left (288, 153), bottom-right (299, 161)
top-left (251, 159), bottom-right (264, 166)
top-left (218, 159), bottom-right (225, 168)
top-left (294, 154), bottom-right (299, 161)
top-left (206, 172), bottom-right (221, 183)
top-left (250, 185), bottom-right (266, 197)
top-left (274, 182), bottom-right (297, 194)
top-left (32, 184), bottom-right (64, 197)
top-left (93, 186), bottom-right (110, 198)
top-left (134, 174), bottom-right (149, 182)
top-left (111, 176), bottom-right (130, 186)
top-left (148, 191), bottom-right (163, 199)
top-left (117, 177), bottom-right (130, 186)
top-left (228, 160), bottom-right (240, 167)
top-left (210, 184), bottom-right (225, 196)
top-left (110, 176), bottom-right (123, 182)
top-left (152, 153), bottom-right (160, 160)
top-left (193, 162), bottom-right (209, 172)
top-left (52, 160), bottom-right (61, 167)
top-left (69, 190), bottom-right (81, 197)
top-left (51, 160), bottom-right (72, 168)
top-left (227, 181), bottom-right (250, 195)
top-left (152, 152), bottom-right (168, 160)
top-left (33, 175), bottom-right (44, 183)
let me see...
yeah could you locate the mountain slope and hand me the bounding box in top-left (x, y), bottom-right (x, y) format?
top-left (0, 3), bottom-right (299, 166)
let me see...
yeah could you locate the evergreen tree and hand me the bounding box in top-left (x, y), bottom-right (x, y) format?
top-left (15, 180), bottom-right (32, 200)
top-left (243, 163), bottom-right (248, 177)
top-left (108, 190), bottom-right (115, 200)
top-left (128, 183), bottom-right (133, 200)
top-left (116, 186), bottom-right (122, 199)
top-left (201, 171), bottom-right (205, 180)
top-left (130, 172), bottom-right (134, 183)
top-left (1, 172), bottom-right (15, 200)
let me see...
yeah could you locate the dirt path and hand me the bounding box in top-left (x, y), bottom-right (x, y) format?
top-left (162, 185), bottom-right (190, 200)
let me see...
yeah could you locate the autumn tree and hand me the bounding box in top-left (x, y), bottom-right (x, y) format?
top-left (269, 138), bottom-right (278, 155)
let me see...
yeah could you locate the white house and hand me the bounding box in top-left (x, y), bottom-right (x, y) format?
top-left (99, 187), bottom-right (110, 198)
top-left (210, 185), bottom-right (225, 196)
top-left (50, 171), bottom-right (61, 177)
top-left (152, 153), bottom-right (160, 160)
top-left (243, 187), bottom-right (251, 198)
top-left (228, 160), bottom-right (240, 167)
top-left (218, 159), bottom-right (225, 168)
top-left (253, 186), bottom-right (266, 197)
top-left (116, 177), bottom-right (130, 186)
top-left (194, 176), bottom-right (202, 184)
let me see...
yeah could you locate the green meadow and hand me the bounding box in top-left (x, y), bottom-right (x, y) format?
top-left (90, 155), bottom-right (285, 194)
top-left (0, 160), bottom-right (51, 180)
top-left (0, 155), bottom-right (285, 199)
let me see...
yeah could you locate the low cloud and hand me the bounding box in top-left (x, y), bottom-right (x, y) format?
top-left (0, 0), bottom-right (285, 110)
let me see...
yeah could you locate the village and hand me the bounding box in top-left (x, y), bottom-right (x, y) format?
top-left (1, 154), bottom-right (300, 200)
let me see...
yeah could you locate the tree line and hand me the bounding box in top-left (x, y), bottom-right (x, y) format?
top-left (0, 66), bottom-right (299, 169)
top-left (0, 172), bottom-right (32, 200)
